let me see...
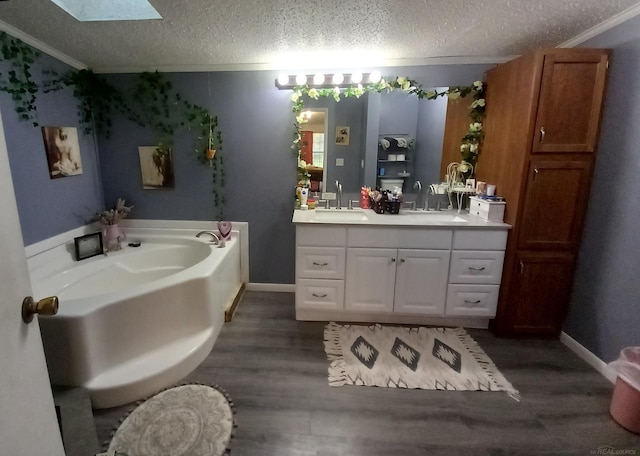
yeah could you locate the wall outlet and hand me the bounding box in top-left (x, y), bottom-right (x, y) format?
top-left (336, 158), bottom-right (344, 166)
top-left (322, 192), bottom-right (336, 200)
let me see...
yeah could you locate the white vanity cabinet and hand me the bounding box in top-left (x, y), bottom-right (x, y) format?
top-left (293, 211), bottom-right (510, 327)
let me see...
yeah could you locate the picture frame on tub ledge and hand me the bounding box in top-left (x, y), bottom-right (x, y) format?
top-left (74, 232), bottom-right (104, 261)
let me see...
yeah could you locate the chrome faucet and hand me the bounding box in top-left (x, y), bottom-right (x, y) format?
top-left (335, 180), bottom-right (343, 210)
top-left (425, 187), bottom-right (442, 211)
top-left (414, 180), bottom-right (423, 210)
top-left (196, 231), bottom-right (220, 244)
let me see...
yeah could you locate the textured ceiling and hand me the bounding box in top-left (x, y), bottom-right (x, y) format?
top-left (0, 0), bottom-right (639, 73)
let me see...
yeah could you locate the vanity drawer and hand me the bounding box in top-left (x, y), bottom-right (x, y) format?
top-left (445, 284), bottom-right (499, 317)
top-left (449, 250), bottom-right (505, 284)
top-left (296, 247), bottom-right (345, 279)
top-left (452, 230), bottom-right (507, 250)
top-left (347, 227), bottom-right (452, 249)
top-left (296, 279), bottom-right (344, 311)
top-left (296, 226), bottom-right (347, 247)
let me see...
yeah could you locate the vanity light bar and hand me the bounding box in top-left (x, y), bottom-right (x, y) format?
top-left (275, 71), bottom-right (381, 89)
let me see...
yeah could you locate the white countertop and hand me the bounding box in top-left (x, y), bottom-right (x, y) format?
top-left (292, 208), bottom-right (511, 229)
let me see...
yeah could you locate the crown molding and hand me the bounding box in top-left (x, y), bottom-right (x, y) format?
top-left (0, 20), bottom-right (87, 70)
top-left (559, 2), bottom-right (640, 48)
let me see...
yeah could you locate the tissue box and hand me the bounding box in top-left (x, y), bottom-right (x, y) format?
top-left (469, 196), bottom-right (505, 222)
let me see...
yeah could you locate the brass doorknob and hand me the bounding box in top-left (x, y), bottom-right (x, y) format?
top-left (22, 296), bottom-right (58, 323)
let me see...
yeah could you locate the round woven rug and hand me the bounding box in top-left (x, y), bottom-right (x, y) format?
top-left (107, 384), bottom-right (235, 456)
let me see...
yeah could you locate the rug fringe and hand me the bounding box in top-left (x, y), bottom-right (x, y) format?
top-left (324, 322), bottom-right (347, 387)
top-left (452, 328), bottom-right (520, 401)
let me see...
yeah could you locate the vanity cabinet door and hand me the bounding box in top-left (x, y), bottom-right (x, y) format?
top-left (393, 249), bottom-right (449, 315)
top-left (345, 248), bottom-right (396, 313)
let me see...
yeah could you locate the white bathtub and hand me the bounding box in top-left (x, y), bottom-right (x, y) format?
top-left (27, 220), bottom-right (248, 408)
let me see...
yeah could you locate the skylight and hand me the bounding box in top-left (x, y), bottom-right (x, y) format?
top-left (50, 0), bottom-right (162, 22)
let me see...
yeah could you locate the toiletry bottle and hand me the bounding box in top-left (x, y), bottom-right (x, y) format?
top-left (300, 187), bottom-right (309, 208)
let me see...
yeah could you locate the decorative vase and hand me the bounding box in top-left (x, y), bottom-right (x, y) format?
top-left (103, 224), bottom-right (124, 251)
top-left (217, 221), bottom-right (232, 240)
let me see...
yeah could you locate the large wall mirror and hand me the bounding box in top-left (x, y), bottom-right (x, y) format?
top-left (290, 77), bottom-right (485, 199)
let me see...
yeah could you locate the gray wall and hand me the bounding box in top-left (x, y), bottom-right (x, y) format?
top-left (0, 53), bottom-right (103, 246)
top-left (564, 15), bottom-right (640, 362)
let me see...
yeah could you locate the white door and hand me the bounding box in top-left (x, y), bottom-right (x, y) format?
top-left (345, 248), bottom-right (396, 313)
top-left (0, 110), bottom-right (65, 454)
top-left (394, 249), bottom-right (450, 315)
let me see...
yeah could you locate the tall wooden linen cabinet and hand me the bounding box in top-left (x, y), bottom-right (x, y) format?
top-left (478, 48), bottom-right (611, 337)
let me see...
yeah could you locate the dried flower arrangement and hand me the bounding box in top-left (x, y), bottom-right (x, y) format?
top-left (96, 198), bottom-right (133, 225)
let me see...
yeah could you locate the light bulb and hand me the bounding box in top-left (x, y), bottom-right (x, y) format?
top-left (369, 71), bottom-right (382, 83)
top-left (277, 73), bottom-right (289, 86)
top-left (332, 73), bottom-right (344, 85)
top-left (351, 72), bottom-right (363, 84)
top-left (313, 73), bottom-right (325, 85)
top-left (295, 74), bottom-right (307, 85)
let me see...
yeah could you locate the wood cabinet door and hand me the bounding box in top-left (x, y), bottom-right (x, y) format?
top-left (393, 249), bottom-right (450, 315)
top-left (300, 131), bottom-right (313, 164)
top-left (505, 251), bottom-right (575, 336)
top-left (345, 248), bottom-right (396, 313)
top-left (518, 159), bottom-right (592, 250)
top-left (532, 51), bottom-right (608, 153)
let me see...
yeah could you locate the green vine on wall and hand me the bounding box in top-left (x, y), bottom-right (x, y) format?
top-left (0, 30), bottom-right (226, 219)
top-left (290, 76), bottom-right (485, 185)
top-left (0, 31), bottom-right (41, 126)
top-left (43, 69), bottom-right (128, 136)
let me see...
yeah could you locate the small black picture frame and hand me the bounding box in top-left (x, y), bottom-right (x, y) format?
top-left (74, 232), bottom-right (104, 261)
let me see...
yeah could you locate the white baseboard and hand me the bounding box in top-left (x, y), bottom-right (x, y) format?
top-left (560, 331), bottom-right (616, 384)
top-left (246, 283), bottom-right (295, 293)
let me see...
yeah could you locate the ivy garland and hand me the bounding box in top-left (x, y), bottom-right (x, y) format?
top-left (290, 76), bottom-right (485, 185)
top-left (43, 68), bottom-right (128, 136)
top-left (0, 31), bottom-right (41, 126)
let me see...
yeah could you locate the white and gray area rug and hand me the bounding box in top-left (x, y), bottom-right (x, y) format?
top-left (324, 322), bottom-right (519, 399)
top-left (107, 383), bottom-right (235, 456)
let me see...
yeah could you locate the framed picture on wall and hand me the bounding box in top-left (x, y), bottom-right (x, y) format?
top-left (138, 146), bottom-right (175, 189)
top-left (41, 126), bottom-right (83, 179)
top-left (335, 126), bottom-right (350, 145)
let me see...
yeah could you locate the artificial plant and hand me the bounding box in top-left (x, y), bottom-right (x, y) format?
top-left (0, 31), bottom-right (41, 126)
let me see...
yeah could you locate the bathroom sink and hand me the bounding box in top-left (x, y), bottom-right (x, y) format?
top-left (314, 209), bottom-right (370, 222)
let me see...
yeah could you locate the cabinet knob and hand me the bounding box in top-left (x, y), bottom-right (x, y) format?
top-left (312, 293), bottom-right (327, 298)
top-left (464, 299), bottom-right (482, 305)
top-left (468, 266), bottom-right (485, 271)
top-left (400, 258), bottom-right (405, 263)
top-left (312, 262), bottom-right (328, 267)
top-left (391, 257), bottom-right (396, 263)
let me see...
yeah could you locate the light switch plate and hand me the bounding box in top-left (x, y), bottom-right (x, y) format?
top-left (336, 158), bottom-right (344, 166)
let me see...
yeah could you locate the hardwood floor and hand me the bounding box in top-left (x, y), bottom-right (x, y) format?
top-left (93, 291), bottom-right (640, 455)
